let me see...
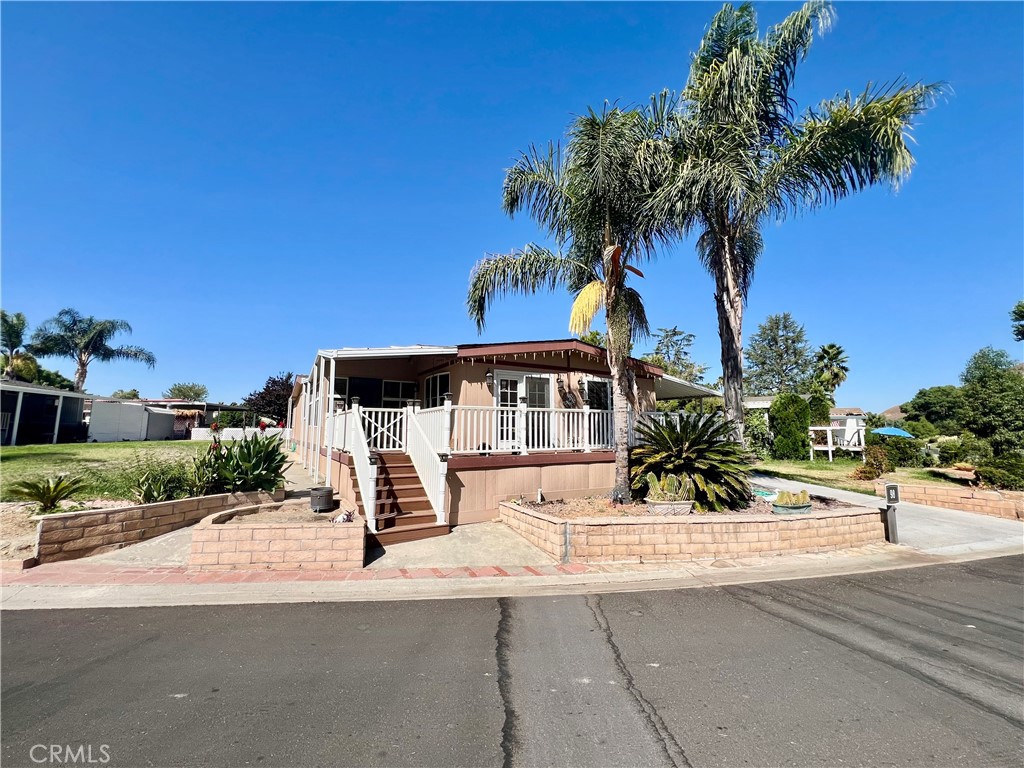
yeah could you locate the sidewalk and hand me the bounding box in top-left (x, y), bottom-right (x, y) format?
top-left (3, 477), bottom-right (1020, 610)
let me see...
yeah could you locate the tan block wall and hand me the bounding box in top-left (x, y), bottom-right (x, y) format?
top-left (500, 502), bottom-right (887, 563)
top-left (33, 490), bottom-right (286, 564)
top-left (449, 462), bottom-right (615, 525)
top-left (874, 481), bottom-right (1024, 520)
top-left (188, 506), bottom-right (365, 570)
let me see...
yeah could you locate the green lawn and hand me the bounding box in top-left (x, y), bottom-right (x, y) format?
top-left (754, 458), bottom-right (966, 496)
top-left (0, 441), bottom-right (212, 501)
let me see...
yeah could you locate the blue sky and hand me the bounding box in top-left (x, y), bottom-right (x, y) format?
top-left (3, 2), bottom-right (1021, 410)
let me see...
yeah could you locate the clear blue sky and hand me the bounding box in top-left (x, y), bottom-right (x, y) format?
top-left (3, 2), bottom-right (1021, 411)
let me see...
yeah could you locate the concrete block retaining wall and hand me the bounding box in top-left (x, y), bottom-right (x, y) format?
top-left (500, 502), bottom-right (887, 564)
top-left (874, 482), bottom-right (1023, 520)
top-left (188, 507), bottom-right (365, 571)
top-left (33, 490), bottom-right (285, 565)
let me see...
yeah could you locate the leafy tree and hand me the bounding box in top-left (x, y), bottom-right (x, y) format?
top-left (768, 392), bottom-right (811, 460)
top-left (814, 343), bottom-right (849, 398)
top-left (959, 347), bottom-right (1024, 456)
top-left (745, 313), bottom-right (813, 395)
top-left (163, 382), bottom-right (209, 401)
top-left (30, 308), bottom-right (156, 392)
top-left (577, 330), bottom-right (607, 348)
top-left (216, 408), bottom-right (246, 428)
top-left (641, 326), bottom-right (708, 384)
top-left (468, 107), bottom-right (664, 497)
top-left (111, 388), bottom-right (141, 399)
top-left (243, 373), bottom-right (295, 422)
top-left (902, 385), bottom-right (964, 435)
top-left (647, 0), bottom-right (940, 438)
top-left (1012, 300), bottom-right (1024, 342)
top-left (34, 367), bottom-right (76, 392)
top-left (1, 310), bottom-right (37, 380)
top-left (807, 393), bottom-right (832, 427)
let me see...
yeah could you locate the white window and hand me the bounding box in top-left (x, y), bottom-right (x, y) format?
top-left (424, 372), bottom-right (450, 409)
top-left (382, 380), bottom-right (416, 409)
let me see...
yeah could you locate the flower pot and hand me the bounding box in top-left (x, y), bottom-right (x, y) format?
top-left (645, 498), bottom-right (695, 516)
top-left (772, 502), bottom-right (812, 515)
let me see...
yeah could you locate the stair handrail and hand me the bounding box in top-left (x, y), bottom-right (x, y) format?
top-left (406, 398), bottom-right (448, 525)
top-left (348, 398), bottom-right (379, 533)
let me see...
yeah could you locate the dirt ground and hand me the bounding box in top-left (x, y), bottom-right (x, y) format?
top-left (0, 499), bottom-right (128, 559)
top-left (524, 493), bottom-right (847, 519)
top-left (224, 504), bottom-right (344, 525)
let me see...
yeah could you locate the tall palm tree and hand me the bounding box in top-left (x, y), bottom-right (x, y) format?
top-left (647, 0), bottom-right (941, 439)
top-left (0, 310), bottom-right (37, 380)
top-left (814, 343), bottom-right (849, 397)
top-left (468, 107), bottom-right (667, 496)
top-left (30, 308), bottom-right (156, 392)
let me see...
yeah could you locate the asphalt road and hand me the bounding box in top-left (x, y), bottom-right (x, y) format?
top-left (3, 556), bottom-right (1022, 768)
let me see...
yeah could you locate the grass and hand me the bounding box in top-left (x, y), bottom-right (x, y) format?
top-left (0, 441), bottom-right (212, 501)
top-left (754, 458), bottom-right (967, 495)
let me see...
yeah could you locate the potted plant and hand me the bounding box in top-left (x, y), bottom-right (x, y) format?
top-left (772, 490), bottom-right (812, 515)
top-left (644, 472), bottom-right (695, 515)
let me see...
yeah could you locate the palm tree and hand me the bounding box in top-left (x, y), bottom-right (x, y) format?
top-left (0, 310), bottom-right (37, 380)
top-left (814, 343), bottom-right (849, 397)
top-left (647, 0), bottom-right (941, 439)
top-left (30, 308), bottom-right (156, 392)
top-left (467, 106), bottom-right (667, 496)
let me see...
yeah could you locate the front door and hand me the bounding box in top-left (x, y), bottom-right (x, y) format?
top-left (496, 375), bottom-right (520, 450)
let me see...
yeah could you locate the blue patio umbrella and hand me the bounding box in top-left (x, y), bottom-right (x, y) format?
top-left (871, 427), bottom-right (915, 438)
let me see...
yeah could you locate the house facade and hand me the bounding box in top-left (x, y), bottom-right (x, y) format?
top-left (0, 379), bottom-right (88, 446)
top-left (289, 339), bottom-right (717, 545)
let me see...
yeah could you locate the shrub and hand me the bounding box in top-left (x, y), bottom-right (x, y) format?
top-left (851, 445), bottom-right (891, 480)
top-left (8, 474), bottom-right (88, 513)
top-left (644, 472), bottom-right (694, 501)
top-left (743, 409), bottom-right (772, 460)
top-left (936, 433), bottom-right (993, 467)
top-left (217, 433), bottom-right (290, 493)
top-left (807, 394), bottom-right (832, 427)
top-left (630, 414), bottom-right (751, 512)
top-left (126, 455), bottom-right (192, 503)
top-left (865, 432), bottom-right (925, 468)
top-left (976, 455), bottom-right (1024, 491)
top-left (768, 393), bottom-right (811, 460)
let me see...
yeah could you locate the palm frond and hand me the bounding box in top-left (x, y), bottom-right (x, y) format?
top-left (568, 280), bottom-right (605, 337)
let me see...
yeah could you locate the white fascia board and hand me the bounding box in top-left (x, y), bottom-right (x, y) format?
top-left (655, 374), bottom-right (721, 400)
top-left (317, 346), bottom-right (458, 360)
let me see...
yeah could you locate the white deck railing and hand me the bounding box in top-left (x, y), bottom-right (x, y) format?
top-left (406, 407), bottom-right (447, 524)
top-left (361, 407), bottom-right (406, 451)
top-left (448, 405), bottom-right (621, 454)
top-left (348, 407), bottom-right (379, 533)
top-left (809, 424), bottom-right (866, 462)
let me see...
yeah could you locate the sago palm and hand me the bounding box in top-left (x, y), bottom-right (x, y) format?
top-left (30, 308), bottom-right (156, 392)
top-left (814, 343), bottom-right (849, 396)
top-left (467, 106), bottom-right (667, 496)
top-left (646, 0), bottom-right (941, 439)
top-left (1, 310), bottom-right (37, 381)
top-left (630, 415), bottom-right (751, 512)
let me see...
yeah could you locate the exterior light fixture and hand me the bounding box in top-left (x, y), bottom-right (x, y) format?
top-left (555, 374), bottom-right (565, 390)
top-left (485, 369), bottom-right (494, 388)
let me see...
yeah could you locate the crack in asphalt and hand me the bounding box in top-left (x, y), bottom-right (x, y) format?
top-left (495, 597), bottom-right (520, 768)
top-left (585, 594), bottom-right (693, 768)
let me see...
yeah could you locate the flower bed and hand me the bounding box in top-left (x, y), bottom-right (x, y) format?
top-left (188, 503), bottom-right (365, 571)
top-left (500, 501), bottom-right (887, 564)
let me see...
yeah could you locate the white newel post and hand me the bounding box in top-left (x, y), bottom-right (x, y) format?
top-left (10, 391), bottom-right (23, 446)
top-left (367, 451), bottom-right (379, 534)
top-left (52, 395), bottom-right (64, 444)
top-left (349, 397), bottom-right (361, 458)
top-left (582, 400), bottom-right (592, 452)
top-left (827, 427), bottom-right (834, 463)
top-left (517, 396), bottom-right (529, 455)
top-left (442, 393), bottom-right (453, 453)
top-left (438, 393), bottom-right (452, 524)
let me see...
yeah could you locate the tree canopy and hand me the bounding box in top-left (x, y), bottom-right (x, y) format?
top-left (745, 313), bottom-right (813, 395)
top-left (111, 388), bottom-right (141, 399)
top-left (163, 382), bottom-right (209, 401)
top-left (641, 326), bottom-right (708, 384)
top-left (959, 347), bottom-right (1024, 456)
top-left (243, 372), bottom-right (295, 422)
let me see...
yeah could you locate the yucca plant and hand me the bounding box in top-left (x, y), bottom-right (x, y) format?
top-left (630, 415), bottom-right (752, 512)
top-left (8, 474), bottom-right (88, 513)
top-left (218, 433), bottom-right (290, 493)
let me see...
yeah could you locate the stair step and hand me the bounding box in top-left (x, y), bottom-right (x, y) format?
top-left (370, 522), bottom-right (450, 547)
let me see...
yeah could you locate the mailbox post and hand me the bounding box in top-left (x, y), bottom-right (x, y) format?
top-left (883, 483), bottom-right (900, 544)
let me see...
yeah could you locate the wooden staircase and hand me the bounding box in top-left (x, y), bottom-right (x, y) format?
top-left (352, 452), bottom-right (450, 547)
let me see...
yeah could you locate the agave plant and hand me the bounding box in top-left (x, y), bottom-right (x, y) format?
top-left (630, 415), bottom-right (752, 512)
top-left (8, 474), bottom-right (88, 513)
top-left (218, 433), bottom-right (291, 493)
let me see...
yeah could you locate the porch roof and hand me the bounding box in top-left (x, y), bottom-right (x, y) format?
top-left (654, 374), bottom-right (720, 400)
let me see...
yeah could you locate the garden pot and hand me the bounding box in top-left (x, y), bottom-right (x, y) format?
top-left (772, 502), bottom-right (812, 515)
top-left (645, 498), bottom-right (695, 516)
top-left (309, 486), bottom-right (335, 513)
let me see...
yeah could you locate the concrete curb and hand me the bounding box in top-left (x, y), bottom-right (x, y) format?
top-left (3, 543), bottom-right (1020, 611)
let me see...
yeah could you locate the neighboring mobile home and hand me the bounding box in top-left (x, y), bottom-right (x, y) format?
top-left (0, 379), bottom-right (88, 446)
top-left (290, 339), bottom-right (717, 545)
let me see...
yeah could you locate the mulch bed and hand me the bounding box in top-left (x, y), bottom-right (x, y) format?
top-left (524, 493), bottom-right (847, 519)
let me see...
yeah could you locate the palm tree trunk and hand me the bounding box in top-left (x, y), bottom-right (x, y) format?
top-left (714, 244), bottom-right (745, 442)
top-left (74, 360), bottom-right (89, 392)
top-left (607, 347), bottom-right (633, 500)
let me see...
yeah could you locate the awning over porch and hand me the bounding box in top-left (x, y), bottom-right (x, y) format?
top-left (654, 374), bottom-right (720, 400)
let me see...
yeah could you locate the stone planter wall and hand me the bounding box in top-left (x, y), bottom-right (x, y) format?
top-left (189, 506), bottom-right (365, 571)
top-left (873, 481), bottom-right (1023, 520)
top-left (500, 502), bottom-right (887, 564)
top-left (33, 489), bottom-right (285, 565)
